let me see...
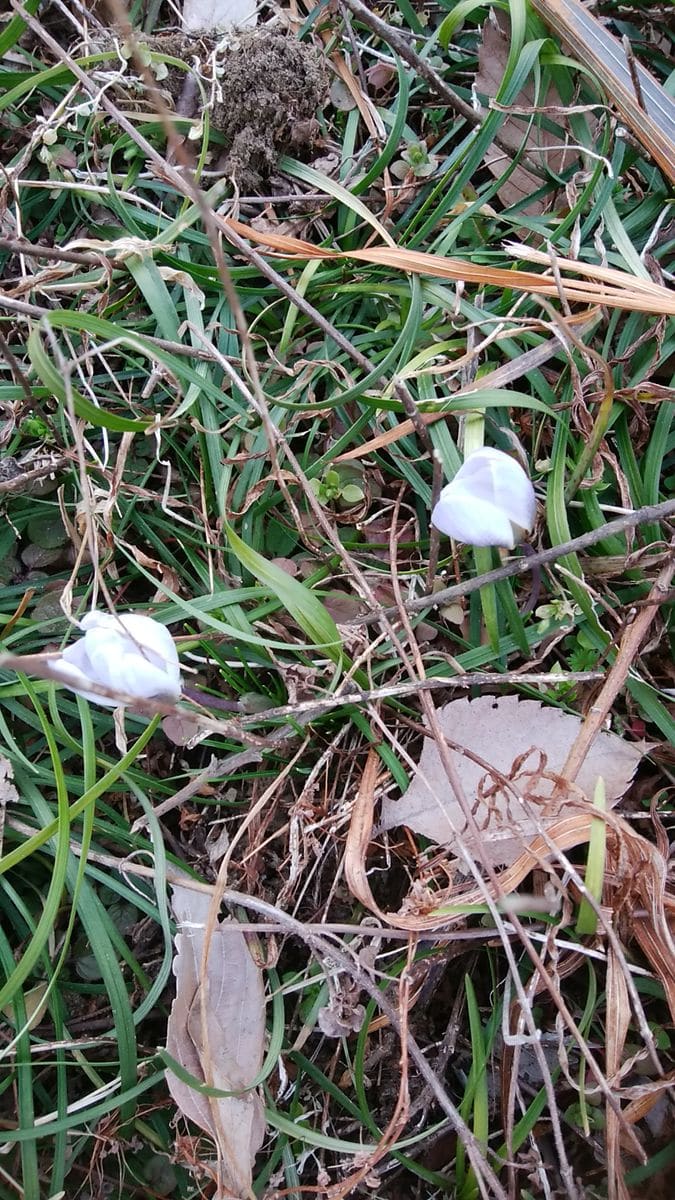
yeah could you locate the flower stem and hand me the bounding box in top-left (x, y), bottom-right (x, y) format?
top-left (462, 414), bottom-right (500, 652)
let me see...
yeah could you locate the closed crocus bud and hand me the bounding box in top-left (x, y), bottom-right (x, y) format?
top-left (431, 447), bottom-right (536, 550)
top-left (53, 612), bottom-right (181, 707)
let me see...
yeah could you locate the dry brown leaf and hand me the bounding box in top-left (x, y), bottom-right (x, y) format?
top-left (380, 696), bottom-right (647, 867)
top-left (126, 542), bottom-right (182, 602)
top-left (530, 0), bottom-right (675, 185)
top-left (166, 885), bottom-right (266, 1199)
top-left (228, 469), bottom-right (297, 517)
top-left (475, 17), bottom-right (576, 214)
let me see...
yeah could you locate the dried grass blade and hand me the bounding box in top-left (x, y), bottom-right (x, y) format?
top-left (630, 840), bottom-right (675, 1025)
top-left (504, 242), bottom-right (672, 294)
top-left (605, 947), bottom-right (632, 1200)
top-left (330, 50), bottom-right (382, 143)
top-left (345, 748), bottom-right (390, 922)
top-left (530, 0), bottom-right (675, 184)
top-left (221, 218), bottom-right (675, 315)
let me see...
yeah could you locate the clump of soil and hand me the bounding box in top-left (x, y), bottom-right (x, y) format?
top-left (151, 30), bottom-right (327, 192)
top-left (211, 31), bottom-right (327, 191)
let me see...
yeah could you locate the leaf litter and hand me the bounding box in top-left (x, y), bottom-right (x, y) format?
top-left (474, 15), bottom-right (581, 215)
top-left (166, 884), bottom-right (266, 1199)
top-left (380, 695), bottom-right (648, 867)
top-left (3, 2), bottom-right (675, 1196)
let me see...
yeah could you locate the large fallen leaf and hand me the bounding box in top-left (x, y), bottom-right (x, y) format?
top-left (166, 884), bottom-right (266, 1199)
top-left (380, 696), bottom-right (647, 867)
top-left (475, 17), bottom-right (575, 215)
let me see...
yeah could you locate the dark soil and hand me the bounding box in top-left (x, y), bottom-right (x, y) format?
top-left (154, 29), bottom-right (328, 191)
top-left (211, 30), bottom-right (327, 190)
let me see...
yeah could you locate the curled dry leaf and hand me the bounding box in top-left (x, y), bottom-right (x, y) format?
top-left (166, 885), bottom-right (266, 1199)
top-left (380, 696), bottom-right (648, 868)
top-left (317, 977), bottom-right (365, 1039)
top-left (229, 470), bottom-right (297, 517)
top-left (612, 817), bottom-right (675, 1022)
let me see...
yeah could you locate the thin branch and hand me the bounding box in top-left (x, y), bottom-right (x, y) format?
top-left (0, 293), bottom-right (232, 361)
top-left (354, 497), bottom-right (675, 623)
top-left (340, 0), bottom-right (548, 179)
top-left (0, 236), bottom-right (103, 266)
top-left (213, 215), bottom-right (383, 377)
top-left (562, 549), bottom-right (675, 785)
top-left (232, 671), bottom-right (604, 724)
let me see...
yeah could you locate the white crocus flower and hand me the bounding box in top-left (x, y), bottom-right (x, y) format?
top-left (182, 0), bottom-right (257, 33)
top-left (53, 612), bottom-right (182, 707)
top-left (431, 447), bottom-right (536, 550)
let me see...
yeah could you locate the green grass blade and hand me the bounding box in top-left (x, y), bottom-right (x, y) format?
top-left (224, 522), bottom-right (346, 670)
top-left (575, 777), bottom-right (607, 936)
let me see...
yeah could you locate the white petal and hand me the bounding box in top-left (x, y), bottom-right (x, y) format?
top-left (116, 614), bottom-right (180, 671)
top-left (78, 611), bottom-right (119, 635)
top-left (87, 631), bottom-right (180, 703)
top-left (57, 612), bottom-right (182, 706)
top-left (83, 613), bottom-right (180, 685)
top-left (78, 627), bottom-right (136, 688)
top-left (79, 612), bottom-right (178, 668)
top-left (58, 638), bottom-right (93, 676)
top-left (487, 458), bottom-right (536, 534)
top-left (433, 448), bottom-right (536, 547)
top-left (103, 649), bottom-right (182, 702)
top-left (452, 447), bottom-right (503, 487)
top-left (55, 642), bottom-right (119, 707)
top-left (501, 478), bottom-right (536, 536)
top-left (432, 485), bottom-right (518, 547)
top-left (459, 448), bottom-right (529, 500)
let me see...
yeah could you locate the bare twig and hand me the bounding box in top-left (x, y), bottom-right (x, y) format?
top-left (0, 456), bottom-right (69, 494)
top-left (0, 292), bottom-right (231, 361)
top-left (0, 236), bottom-right (103, 267)
top-left (340, 0), bottom-right (548, 178)
top-left (354, 497), bottom-right (675, 623)
top-left (561, 548), bottom-right (675, 785)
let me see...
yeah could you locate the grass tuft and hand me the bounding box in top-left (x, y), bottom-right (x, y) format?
top-left (0, 0), bottom-right (673, 1196)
